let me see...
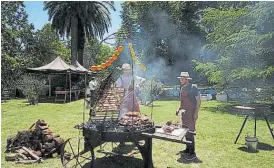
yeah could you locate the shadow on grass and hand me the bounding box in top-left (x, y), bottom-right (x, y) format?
top-left (1, 98), bottom-right (27, 104)
top-left (141, 104), bottom-right (162, 107)
top-left (151, 104), bottom-right (162, 107)
top-left (157, 97), bottom-right (179, 101)
top-left (23, 101), bottom-right (69, 106)
top-left (238, 147), bottom-right (259, 153)
top-left (175, 152), bottom-right (203, 164)
top-left (1, 100), bottom-right (8, 103)
top-left (202, 101), bottom-right (274, 121)
top-left (82, 155), bottom-right (144, 168)
top-left (257, 142), bottom-right (274, 151)
top-left (177, 157), bottom-right (203, 164)
top-left (38, 97), bottom-right (70, 104)
top-left (26, 96), bottom-right (82, 104)
top-left (237, 142), bottom-right (274, 153)
top-left (111, 144), bottom-right (137, 155)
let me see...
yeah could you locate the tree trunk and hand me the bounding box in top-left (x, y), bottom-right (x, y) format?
top-left (78, 47), bottom-right (84, 66)
top-left (77, 19), bottom-right (85, 66)
top-left (71, 16), bottom-right (78, 64)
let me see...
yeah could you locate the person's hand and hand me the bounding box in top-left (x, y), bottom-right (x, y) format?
top-left (193, 112), bottom-right (198, 122)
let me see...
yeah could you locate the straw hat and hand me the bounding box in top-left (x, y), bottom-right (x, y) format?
top-left (122, 63), bottom-right (131, 70)
top-left (177, 72), bottom-right (192, 80)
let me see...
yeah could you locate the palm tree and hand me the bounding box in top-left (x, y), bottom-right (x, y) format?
top-left (44, 1), bottom-right (115, 65)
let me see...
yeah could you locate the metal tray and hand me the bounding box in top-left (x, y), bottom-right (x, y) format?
top-left (142, 125), bottom-right (191, 144)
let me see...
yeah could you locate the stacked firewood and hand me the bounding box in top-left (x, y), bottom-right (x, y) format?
top-left (5, 119), bottom-right (64, 164)
top-left (119, 112), bottom-right (152, 126)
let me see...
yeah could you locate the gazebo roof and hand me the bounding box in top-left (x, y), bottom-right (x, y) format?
top-left (27, 56), bottom-right (90, 73)
top-left (70, 61), bottom-right (90, 73)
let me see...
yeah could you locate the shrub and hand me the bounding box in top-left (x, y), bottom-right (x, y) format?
top-left (17, 75), bottom-right (45, 105)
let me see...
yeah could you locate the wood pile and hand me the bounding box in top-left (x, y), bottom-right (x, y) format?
top-left (5, 119), bottom-right (64, 164)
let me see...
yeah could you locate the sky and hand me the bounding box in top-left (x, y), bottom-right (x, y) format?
top-left (24, 1), bottom-right (123, 43)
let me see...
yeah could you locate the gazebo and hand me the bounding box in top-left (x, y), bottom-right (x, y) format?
top-left (27, 56), bottom-right (91, 102)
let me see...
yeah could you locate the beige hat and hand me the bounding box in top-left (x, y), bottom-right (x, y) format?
top-left (122, 63), bottom-right (131, 70)
top-left (177, 72), bottom-right (192, 80)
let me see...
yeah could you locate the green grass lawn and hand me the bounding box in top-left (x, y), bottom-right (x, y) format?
top-left (1, 99), bottom-right (274, 168)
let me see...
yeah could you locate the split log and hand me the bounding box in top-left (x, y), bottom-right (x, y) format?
top-left (18, 153), bottom-right (28, 160)
top-left (45, 148), bottom-right (56, 157)
top-left (22, 147), bottom-right (43, 163)
top-left (15, 159), bottom-right (39, 164)
top-left (44, 135), bottom-right (53, 141)
top-left (42, 129), bottom-right (53, 135)
top-left (15, 148), bottom-right (28, 155)
top-left (38, 125), bottom-right (49, 130)
top-left (43, 141), bottom-right (55, 150)
top-left (53, 137), bottom-right (64, 146)
top-left (5, 153), bottom-right (19, 161)
top-left (33, 150), bottom-right (42, 157)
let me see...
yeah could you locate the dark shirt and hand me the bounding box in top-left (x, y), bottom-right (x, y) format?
top-left (180, 84), bottom-right (200, 106)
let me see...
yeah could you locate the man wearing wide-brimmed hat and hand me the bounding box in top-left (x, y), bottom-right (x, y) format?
top-left (176, 72), bottom-right (201, 160)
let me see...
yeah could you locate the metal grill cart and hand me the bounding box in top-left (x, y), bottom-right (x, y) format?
top-left (234, 105), bottom-right (274, 144)
top-left (60, 44), bottom-right (191, 168)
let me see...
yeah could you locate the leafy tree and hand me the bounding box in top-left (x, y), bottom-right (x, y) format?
top-left (193, 2), bottom-right (274, 92)
top-left (1, 2), bottom-right (72, 98)
top-left (32, 23), bottom-right (70, 66)
top-left (83, 39), bottom-right (114, 70)
top-left (44, 1), bottom-right (115, 65)
top-left (83, 39), bottom-right (101, 68)
top-left (1, 1), bottom-right (35, 91)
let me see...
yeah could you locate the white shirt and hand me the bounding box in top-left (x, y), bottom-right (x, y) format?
top-left (89, 80), bottom-right (98, 91)
top-left (115, 75), bottom-right (146, 89)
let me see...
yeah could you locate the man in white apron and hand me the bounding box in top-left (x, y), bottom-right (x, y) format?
top-left (114, 63), bottom-right (145, 148)
top-left (115, 63), bottom-right (146, 119)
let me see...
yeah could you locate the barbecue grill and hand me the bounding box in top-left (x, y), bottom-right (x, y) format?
top-left (60, 45), bottom-right (191, 168)
top-left (60, 70), bottom-right (158, 168)
top-left (234, 104), bottom-right (274, 144)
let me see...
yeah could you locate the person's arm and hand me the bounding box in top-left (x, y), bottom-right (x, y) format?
top-left (115, 77), bottom-right (123, 88)
top-left (176, 87), bottom-right (182, 116)
top-left (176, 102), bottom-right (182, 116)
top-left (195, 95), bottom-right (201, 112)
top-left (135, 76), bottom-right (146, 87)
top-left (140, 76), bottom-right (146, 84)
top-left (193, 86), bottom-right (201, 121)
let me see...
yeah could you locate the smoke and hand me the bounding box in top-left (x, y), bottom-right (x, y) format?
top-left (114, 2), bottom-right (273, 102)
top-left (134, 57), bottom-right (166, 80)
top-left (116, 7), bottom-right (205, 85)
